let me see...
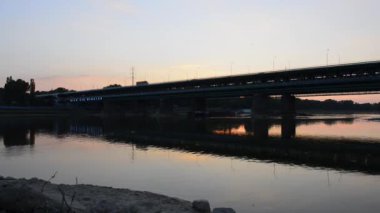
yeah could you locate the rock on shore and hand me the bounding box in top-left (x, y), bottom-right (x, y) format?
top-left (0, 176), bottom-right (203, 212)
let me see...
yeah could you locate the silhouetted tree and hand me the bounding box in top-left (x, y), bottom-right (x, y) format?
top-left (52, 87), bottom-right (70, 93)
top-left (3, 77), bottom-right (30, 105)
top-left (296, 98), bottom-right (379, 111)
top-left (35, 87), bottom-right (76, 95)
top-left (103, 84), bottom-right (122, 89)
top-left (0, 87), bottom-right (4, 105)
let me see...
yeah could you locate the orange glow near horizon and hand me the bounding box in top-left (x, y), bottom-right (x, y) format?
top-left (213, 125), bottom-right (252, 136)
top-left (299, 94), bottom-right (380, 104)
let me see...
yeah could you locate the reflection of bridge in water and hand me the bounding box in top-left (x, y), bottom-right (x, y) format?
top-left (213, 116), bottom-right (355, 139)
top-left (0, 116), bottom-right (378, 174)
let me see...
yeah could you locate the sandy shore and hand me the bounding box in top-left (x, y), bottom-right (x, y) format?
top-left (0, 176), bottom-right (213, 213)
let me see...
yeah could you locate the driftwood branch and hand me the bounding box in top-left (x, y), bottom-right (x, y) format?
top-left (41, 171), bottom-right (58, 193)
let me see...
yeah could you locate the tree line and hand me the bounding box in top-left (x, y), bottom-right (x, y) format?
top-left (0, 77), bottom-right (31, 106)
top-left (0, 77), bottom-right (75, 106)
top-left (209, 97), bottom-right (380, 112)
top-left (0, 77), bottom-right (123, 106)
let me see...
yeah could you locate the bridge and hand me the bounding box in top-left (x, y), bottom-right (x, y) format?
top-left (38, 60), bottom-right (380, 116)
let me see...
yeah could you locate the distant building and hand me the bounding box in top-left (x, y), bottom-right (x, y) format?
top-left (136, 81), bottom-right (149, 86)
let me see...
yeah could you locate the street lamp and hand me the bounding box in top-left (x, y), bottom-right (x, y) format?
top-left (326, 49), bottom-right (330, 65)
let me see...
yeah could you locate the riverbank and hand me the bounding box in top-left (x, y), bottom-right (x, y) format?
top-left (0, 106), bottom-right (72, 116)
top-left (0, 105), bottom-right (379, 118)
top-left (0, 176), bottom-right (234, 213)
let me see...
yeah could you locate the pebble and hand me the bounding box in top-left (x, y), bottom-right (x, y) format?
top-left (192, 200), bottom-right (211, 213)
top-left (212, 207), bottom-right (236, 213)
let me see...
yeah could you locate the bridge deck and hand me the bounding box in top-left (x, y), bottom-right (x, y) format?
top-left (37, 61), bottom-right (380, 102)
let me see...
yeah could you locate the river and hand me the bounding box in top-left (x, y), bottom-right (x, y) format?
top-left (0, 114), bottom-right (379, 213)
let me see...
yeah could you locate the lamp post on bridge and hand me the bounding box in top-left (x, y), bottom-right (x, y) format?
top-left (131, 66), bottom-right (135, 86)
top-left (326, 48), bottom-right (330, 65)
top-left (338, 54), bottom-right (341, 64)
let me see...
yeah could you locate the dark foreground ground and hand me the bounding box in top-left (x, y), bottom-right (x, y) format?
top-left (0, 176), bottom-right (234, 213)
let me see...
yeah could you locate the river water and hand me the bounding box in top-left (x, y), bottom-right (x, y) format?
top-left (0, 114), bottom-right (380, 213)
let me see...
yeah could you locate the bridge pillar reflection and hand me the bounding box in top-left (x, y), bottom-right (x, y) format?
top-left (159, 99), bottom-right (174, 114)
top-left (252, 94), bottom-right (271, 117)
top-left (192, 98), bottom-right (207, 115)
top-left (252, 118), bottom-right (269, 140)
top-left (281, 116), bottom-right (296, 139)
top-left (281, 94), bottom-right (296, 116)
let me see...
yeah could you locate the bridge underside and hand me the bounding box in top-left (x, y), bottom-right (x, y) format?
top-left (102, 76), bottom-right (380, 101)
top-left (58, 77), bottom-right (380, 118)
top-left (36, 61), bottom-right (380, 120)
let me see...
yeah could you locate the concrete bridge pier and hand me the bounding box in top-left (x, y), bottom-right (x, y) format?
top-left (103, 101), bottom-right (123, 115)
top-left (159, 99), bottom-right (174, 114)
top-left (281, 94), bottom-right (296, 116)
top-left (103, 100), bottom-right (147, 115)
top-left (191, 98), bottom-right (207, 116)
top-left (251, 94), bottom-right (271, 117)
top-left (136, 100), bottom-right (148, 114)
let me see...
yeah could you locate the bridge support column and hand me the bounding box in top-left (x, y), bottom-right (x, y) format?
top-left (136, 100), bottom-right (148, 114)
top-left (103, 101), bottom-right (122, 115)
top-left (191, 98), bottom-right (207, 116)
top-left (103, 100), bottom-right (147, 115)
top-left (159, 99), bottom-right (174, 114)
top-left (252, 94), bottom-right (271, 117)
top-left (281, 94), bottom-right (296, 116)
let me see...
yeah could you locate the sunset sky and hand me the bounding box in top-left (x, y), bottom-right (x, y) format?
top-left (1, 0), bottom-right (380, 102)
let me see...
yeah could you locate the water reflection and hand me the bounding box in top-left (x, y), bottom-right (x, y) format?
top-left (0, 120), bottom-right (35, 147)
top-left (0, 115), bottom-right (380, 213)
top-left (0, 115), bottom-right (379, 174)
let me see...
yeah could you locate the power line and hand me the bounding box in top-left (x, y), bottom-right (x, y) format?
top-left (131, 66), bottom-right (135, 86)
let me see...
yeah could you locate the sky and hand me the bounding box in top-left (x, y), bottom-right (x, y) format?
top-left (0, 0), bottom-right (380, 103)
